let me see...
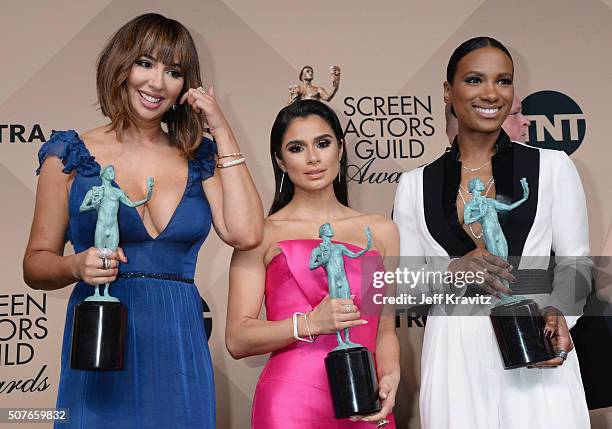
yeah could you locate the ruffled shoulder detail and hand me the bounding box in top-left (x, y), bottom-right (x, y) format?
top-left (191, 137), bottom-right (217, 182)
top-left (36, 130), bottom-right (100, 177)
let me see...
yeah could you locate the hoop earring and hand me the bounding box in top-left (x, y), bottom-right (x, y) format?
top-left (172, 104), bottom-right (179, 111)
top-left (279, 172), bottom-right (285, 193)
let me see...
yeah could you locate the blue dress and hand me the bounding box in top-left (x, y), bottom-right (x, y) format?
top-left (37, 130), bottom-right (217, 428)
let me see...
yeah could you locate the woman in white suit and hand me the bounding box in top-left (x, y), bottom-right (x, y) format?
top-left (393, 36), bottom-right (591, 429)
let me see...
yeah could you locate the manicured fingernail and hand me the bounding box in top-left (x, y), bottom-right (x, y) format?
top-left (362, 320), bottom-right (368, 324)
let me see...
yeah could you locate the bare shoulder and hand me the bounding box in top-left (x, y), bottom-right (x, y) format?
top-left (360, 213), bottom-right (398, 235)
top-left (358, 213), bottom-right (399, 256)
top-left (81, 125), bottom-right (110, 143)
top-left (253, 217), bottom-right (293, 254)
top-left (262, 215), bottom-right (299, 243)
top-left (260, 217), bottom-right (295, 265)
top-left (262, 217), bottom-right (283, 247)
top-left (80, 125), bottom-right (115, 155)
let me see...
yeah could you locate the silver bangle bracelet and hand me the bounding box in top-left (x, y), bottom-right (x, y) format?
top-left (292, 312), bottom-right (314, 343)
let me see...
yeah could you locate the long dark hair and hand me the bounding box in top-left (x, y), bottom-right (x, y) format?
top-left (269, 100), bottom-right (348, 215)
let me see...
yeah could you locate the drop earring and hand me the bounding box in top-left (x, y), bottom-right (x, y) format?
top-left (279, 172), bottom-right (285, 193)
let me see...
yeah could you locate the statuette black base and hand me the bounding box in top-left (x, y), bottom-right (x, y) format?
top-left (70, 301), bottom-right (127, 370)
top-left (325, 346), bottom-right (381, 418)
top-left (490, 299), bottom-right (554, 369)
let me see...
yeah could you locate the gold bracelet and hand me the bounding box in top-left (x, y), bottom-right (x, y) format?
top-left (217, 152), bottom-right (243, 159)
top-left (216, 157), bottom-right (246, 169)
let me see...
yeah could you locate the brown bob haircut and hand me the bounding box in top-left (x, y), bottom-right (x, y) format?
top-left (97, 13), bottom-right (205, 158)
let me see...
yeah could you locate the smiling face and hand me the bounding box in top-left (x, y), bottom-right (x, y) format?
top-left (502, 95), bottom-right (530, 142)
top-left (275, 114), bottom-right (342, 193)
top-left (126, 54), bottom-right (184, 123)
top-left (444, 46), bottom-right (514, 135)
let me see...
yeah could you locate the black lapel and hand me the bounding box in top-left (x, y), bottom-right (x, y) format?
top-left (491, 134), bottom-right (513, 226)
top-left (503, 142), bottom-right (539, 258)
top-left (423, 152), bottom-right (474, 258)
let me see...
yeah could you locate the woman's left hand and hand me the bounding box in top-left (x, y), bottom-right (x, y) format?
top-left (179, 86), bottom-right (229, 136)
top-left (350, 370), bottom-right (400, 424)
top-left (529, 307), bottom-right (574, 368)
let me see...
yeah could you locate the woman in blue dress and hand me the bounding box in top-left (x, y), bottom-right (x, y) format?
top-left (23, 13), bottom-right (263, 428)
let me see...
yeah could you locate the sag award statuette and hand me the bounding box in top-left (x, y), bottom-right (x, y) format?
top-left (464, 177), bottom-right (554, 369)
top-left (70, 165), bottom-right (154, 370)
top-left (288, 65), bottom-right (341, 104)
top-left (309, 223), bottom-right (381, 418)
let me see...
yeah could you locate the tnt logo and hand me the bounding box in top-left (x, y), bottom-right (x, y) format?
top-left (522, 90), bottom-right (586, 155)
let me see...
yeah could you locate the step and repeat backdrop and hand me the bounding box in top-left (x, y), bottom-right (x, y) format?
top-left (1, 1), bottom-right (611, 428)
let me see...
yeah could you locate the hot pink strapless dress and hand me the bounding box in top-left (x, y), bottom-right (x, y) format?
top-left (252, 239), bottom-right (396, 429)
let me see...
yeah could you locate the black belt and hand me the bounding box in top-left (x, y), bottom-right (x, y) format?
top-left (466, 268), bottom-right (552, 296)
top-left (117, 272), bottom-right (195, 284)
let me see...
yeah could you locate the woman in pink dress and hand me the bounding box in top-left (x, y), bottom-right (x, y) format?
top-left (226, 100), bottom-right (400, 428)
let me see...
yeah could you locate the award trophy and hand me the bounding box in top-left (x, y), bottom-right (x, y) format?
top-left (464, 177), bottom-right (554, 369)
top-left (309, 223), bottom-right (381, 418)
top-left (288, 65), bottom-right (341, 104)
top-left (70, 165), bottom-right (153, 370)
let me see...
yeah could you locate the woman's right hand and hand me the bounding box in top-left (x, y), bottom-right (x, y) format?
top-left (447, 248), bottom-right (516, 297)
top-left (72, 247), bottom-right (127, 285)
top-left (308, 295), bottom-right (368, 335)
